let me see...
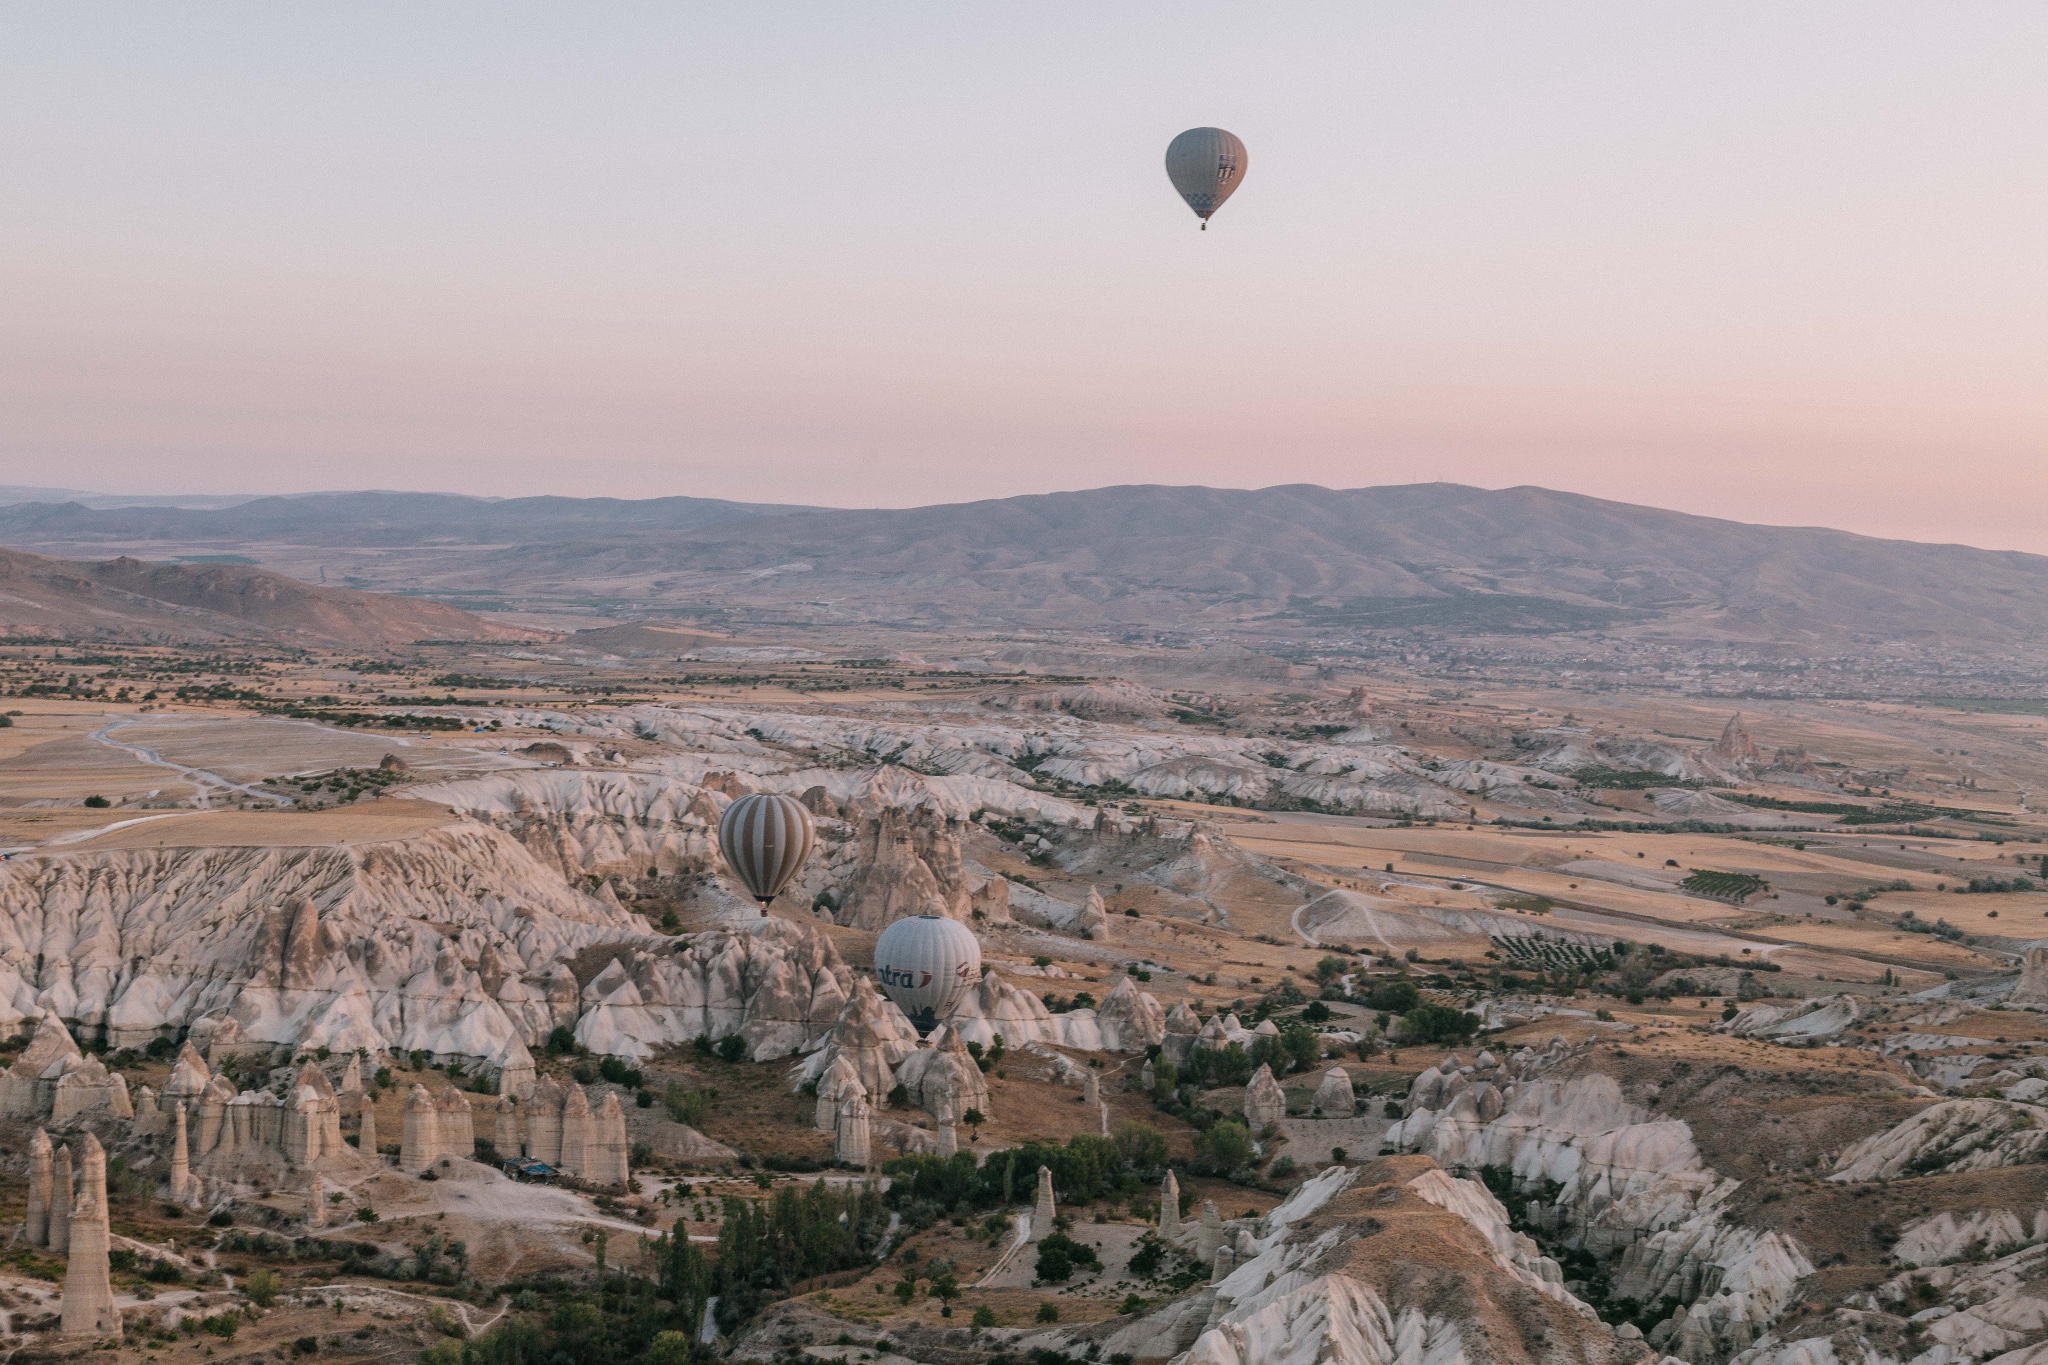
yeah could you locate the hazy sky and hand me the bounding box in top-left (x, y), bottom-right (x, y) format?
top-left (6, 4), bottom-right (2048, 550)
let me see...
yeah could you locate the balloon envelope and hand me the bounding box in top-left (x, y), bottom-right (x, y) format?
top-left (717, 793), bottom-right (816, 904)
top-left (874, 915), bottom-right (981, 1027)
top-left (1165, 127), bottom-right (1248, 224)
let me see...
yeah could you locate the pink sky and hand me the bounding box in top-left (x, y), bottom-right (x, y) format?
top-left (4, 5), bottom-right (2047, 551)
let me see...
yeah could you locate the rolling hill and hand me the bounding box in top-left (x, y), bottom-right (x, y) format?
top-left (0, 548), bottom-right (541, 646)
top-left (5, 483), bottom-right (2048, 652)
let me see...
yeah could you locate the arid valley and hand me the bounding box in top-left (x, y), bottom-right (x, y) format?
top-left (5, 496), bottom-right (2048, 1365)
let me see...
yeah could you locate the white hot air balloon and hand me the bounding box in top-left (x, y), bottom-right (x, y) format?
top-left (874, 915), bottom-right (981, 1032)
top-left (1165, 126), bottom-right (1248, 229)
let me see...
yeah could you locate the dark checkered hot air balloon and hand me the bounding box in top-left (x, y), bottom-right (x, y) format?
top-left (717, 793), bottom-right (815, 910)
top-left (1165, 127), bottom-right (1248, 229)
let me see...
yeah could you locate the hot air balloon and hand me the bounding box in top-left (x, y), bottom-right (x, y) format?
top-left (717, 793), bottom-right (815, 910)
top-left (1165, 127), bottom-right (1248, 229)
top-left (874, 915), bottom-right (981, 1032)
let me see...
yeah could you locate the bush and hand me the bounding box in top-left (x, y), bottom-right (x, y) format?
top-left (1267, 1156), bottom-right (1296, 1180)
top-left (1035, 1232), bottom-right (1102, 1283)
top-left (83, 795), bottom-right (110, 808)
top-left (1193, 1119), bottom-right (1255, 1176)
top-left (1400, 1004), bottom-right (1480, 1045)
top-left (1037, 1301), bottom-right (1060, 1323)
top-left (1364, 980), bottom-right (1421, 1013)
top-left (208, 1209), bottom-right (234, 1227)
top-left (200, 1314), bottom-right (240, 1340)
top-left (716, 1035), bottom-right (747, 1064)
top-left (663, 1084), bottom-right (714, 1125)
top-left (972, 1306), bottom-right (998, 1329)
top-left (1113, 1122), bottom-right (1169, 1174)
top-left (1128, 1234), bottom-right (1165, 1278)
top-left (545, 1025), bottom-right (577, 1056)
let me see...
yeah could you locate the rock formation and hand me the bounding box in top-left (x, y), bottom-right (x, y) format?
top-left (1706, 711), bottom-right (1761, 774)
top-left (307, 1173), bottom-right (326, 1228)
top-left (937, 1080), bottom-right (958, 1162)
top-left (1159, 1170), bottom-right (1181, 1240)
top-left (50, 1144), bottom-right (72, 1254)
top-left (1244, 1064), bottom-right (1286, 1131)
top-left (1194, 1200), bottom-right (1223, 1263)
top-left (791, 976), bottom-right (919, 1099)
top-left (59, 1134), bottom-right (117, 1336)
top-left (399, 1083), bottom-right (474, 1172)
top-left (1312, 1066), bottom-right (1355, 1118)
top-left (2015, 946), bottom-right (2048, 1007)
top-left (358, 1095), bottom-right (378, 1159)
top-left (837, 803), bottom-right (970, 929)
top-left (0, 1015), bottom-right (79, 1118)
top-left (494, 1095), bottom-right (521, 1158)
top-left (941, 968), bottom-right (1167, 1054)
top-left (572, 920), bottom-right (854, 1062)
top-left (584, 1091), bottom-right (631, 1187)
top-left (1031, 1165), bottom-right (1056, 1241)
top-left (1093, 975), bottom-right (1165, 1049)
top-left (0, 823), bottom-right (634, 1084)
top-left (282, 1061), bottom-right (344, 1165)
top-left (834, 1082), bottom-right (871, 1169)
top-left (0, 1016), bottom-right (131, 1126)
top-left (528, 1076), bottom-right (562, 1165)
top-left (27, 1127), bottom-right (53, 1245)
top-left (1101, 1160), bottom-right (1624, 1365)
top-left (814, 1053), bottom-right (861, 1132)
top-left (894, 1025), bottom-right (990, 1121)
top-left (168, 1104), bottom-right (194, 1205)
top-left (559, 1084), bottom-right (592, 1176)
top-left (1161, 1000), bottom-right (1201, 1066)
top-left (1389, 1047), bottom-right (1813, 1361)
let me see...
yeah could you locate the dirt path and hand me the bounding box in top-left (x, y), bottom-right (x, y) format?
top-left (88, 716), bottom-right (292, 808)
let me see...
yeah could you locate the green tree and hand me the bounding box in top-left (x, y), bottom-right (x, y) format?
top-left (1400, 1004), bottom-right (1479, 1045)
top-left (643, 1332), bottom-right (695, 1365)
top-left (245, 1269), bottom-right (280, 1307)
top-left (1193, 1119), bottom-right (1255, 1176)
top-left (1365, 980), bottom-right (1421, 1013)
top-left (1113, 1122), bottom-right (1169, 1175)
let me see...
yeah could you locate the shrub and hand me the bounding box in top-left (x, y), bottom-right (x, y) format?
top-left (1193, 1119), bottom-right (1255, 1176)
top-left (1037, 1301), bottom-right (1060, 1323)
top-left (1128, 1234), bottom-right (1165, 1278)
top-left (1035, 1232), bottom-right (1101, 1283)
top-left (716, 1035), bottom-right (747, 1064)
top-left (1401, 1004), bottom-right (1480, 1045)
top-left (83, 795), bottom-right (110, 808)
top-left (1113, 1121), bottom-right (1169, 1174)
top-left (663, 1084), bottom-right (715, 1125)
top-left (1364, 980), bottom-right (1421, 1013)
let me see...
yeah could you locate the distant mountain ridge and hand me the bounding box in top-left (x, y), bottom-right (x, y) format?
top-left (0, 489), bottom-right (809, 545)
top-left (0, 547), bottom-right (539, 646)
top-left (4, 482), bottom-right (2047, 652)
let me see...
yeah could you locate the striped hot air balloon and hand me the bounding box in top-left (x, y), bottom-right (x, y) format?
top-left (1165, 127), bottom-right (1248, 229)
top-left (717, 793), bottom-right (816, 910)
